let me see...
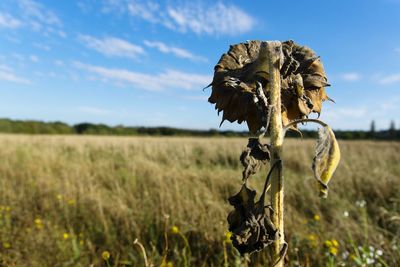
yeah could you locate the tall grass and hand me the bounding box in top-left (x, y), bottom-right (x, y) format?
top-left (0, 134), bottom-right (399, 266)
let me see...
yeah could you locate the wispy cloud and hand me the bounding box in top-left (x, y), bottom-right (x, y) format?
top-left (17, 0), bottom-right (61, 27)
top-left (379, 73), bottom-right (400, 84)
top-left (73, 61), bottom-right (211, 91)
top-left (165, 3), bottom-right (255, 35)
top-left (395, 47), bottom-right (400, 54)
top-left (79, 35), bottom-right (144, 59)
top-left (33, 43), bottom-right (51, 51)
top-left (1, 0), bottom-right (63, 36)
top-left (0, 65), bottom-right (31, 84)
top-left (29, 55), bottom-right (39, 62)
top-left (78, 106), bottom-right (112, 115)
top-left (0, 13), bottom-right (23, 29)
top-left (339, 72), bottom-right (361, 81)
top-left (104, 1), bottom-right (256, 36)
top-left (144, 40), bottom-right (207, 62)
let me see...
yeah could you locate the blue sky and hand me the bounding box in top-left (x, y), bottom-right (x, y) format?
top-left (0, 0), bottom-right (399, 131)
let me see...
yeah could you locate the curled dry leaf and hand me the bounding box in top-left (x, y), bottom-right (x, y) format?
top-left (227, 161), bottom-right (281, 255)
top-left (312, 126), bottom-right (341, 198)
top-left (240, 137), bottom-right (270, 180)
top-left (208, 40), bottom-right (331, 133)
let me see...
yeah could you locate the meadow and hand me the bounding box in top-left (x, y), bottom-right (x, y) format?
top-left (0, 134), bottom-right (399, 266)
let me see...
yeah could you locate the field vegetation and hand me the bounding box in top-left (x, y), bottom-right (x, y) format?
top-left (0, 135), bottom-right (399, 266)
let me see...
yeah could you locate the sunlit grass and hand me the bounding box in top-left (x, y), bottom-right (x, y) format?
top-left (0, 134), bottom-right (399, 266)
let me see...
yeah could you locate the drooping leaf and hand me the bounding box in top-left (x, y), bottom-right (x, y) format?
top-left (240, 137), bottom-right (270, 180)
top-left (312, 126), bottom-right (341, 198)
top-left (227, 161), bottom-right (282, 255)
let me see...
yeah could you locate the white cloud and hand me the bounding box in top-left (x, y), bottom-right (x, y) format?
top-left (54, 60), bottom-right (64, 66)
top-left (104, 1), bottom-right (255, 36)
top-left (1, 0), bottom-right (63, 36)
top-left (74, 61), bottom-right (211, 91)
top-left (0, 66), bottom-right (31, 84)
top-left (78, 106), bottom-right (112, 115)
top-left (144, 40), bottom-right (207, 62)
top-left (340, 72), bottom-right (361, 81)
top-left (30, 55), bottom-right (39, 62)
top-left (0, 13), bottom-right (22, 29)
top-left (79, 35), bottom-right (144, 59)
top-left (33, 43), bottom-right (51, 51)
top-left (379, 73), bottom-right (400, 84)
top-left (17, 0), bottom-right (61, 26)
top-left (165, 3), bottom-right (255, 35)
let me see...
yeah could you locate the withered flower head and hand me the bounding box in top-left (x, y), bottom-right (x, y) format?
top-left (208, 40), bottom-right (331, 133)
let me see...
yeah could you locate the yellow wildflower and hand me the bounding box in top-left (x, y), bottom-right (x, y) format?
top-left (324, 240), bottom-right (333, 248)
top-left (313, 214), bottom-right (321, 221)
top-left (2, 242), bottom-right (11, 249)
top-left (56, 194), bottom-right (63, 201)
top-left (224, 231), bottom-right (232, 244)
top-left (5, 206), bottom-right (11, 212)
top-left (102, 250), bottom-right (111, 261)
top-left (67, 199), bottom-right (76, 206)
top-left (63, 233), bottom-right (70, 240)
top-left (79, 240), bottom-right (84, 246)
top-left (329, 247), bottom-right (338, 256)
top-left (331, 239), bottom-right (339, 247)
top-left (171, 226), bottom-right (179, 234)
top-left (34, 218), bottom-right (43, 229)
top-left (307, 234), bottom-right (316, 241)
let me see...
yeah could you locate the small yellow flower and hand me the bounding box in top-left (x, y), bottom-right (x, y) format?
top-left (329, 247), bottom-right (338, 256)
top-left (34, 218), bottom-right (43, 229)
top-left (307, 234), bottom-right (316, 241)
top-left (63, 233), bottom-right (70, 240)
top-left (2, 242), bottom-right (11, 249)
top-left (102, 250), bottom-right (111, 261)
top-left (171, 226), bottom-right (179, 234)
top-left (324, 240), bottom-right (333, 248)
top-left (313, 214), bottom-right (321, 221)
top-left (79, 240), bottom-right (84, 246)
top-left (67, 199), bottom-right (76, 206)
top-left (224, 231), bottom-right (232, 244)
top-left (350, 254), bottom-right (357, 261)
top-left (5, 206), bottom-right (11, 212)
top-left (56, 194), bottom-right (63, 201)
top-left (331, 239), bottom-right (339, 247)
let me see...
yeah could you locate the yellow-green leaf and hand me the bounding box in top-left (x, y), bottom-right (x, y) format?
top-left (312, 126), bottom-right (341, 198)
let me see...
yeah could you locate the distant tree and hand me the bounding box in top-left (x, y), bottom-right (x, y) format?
top-left (389, 120), bottom-right (396, 131)
top-left (389, 120), bottom-right (396, 139)
top-left (369, 120), bottom-right (376, 139)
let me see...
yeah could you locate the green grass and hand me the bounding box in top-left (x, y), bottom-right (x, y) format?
top-left (0, 134), bottom-right (399, 266)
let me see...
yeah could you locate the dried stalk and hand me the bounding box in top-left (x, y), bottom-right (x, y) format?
top-left (265, 41), bottom-right (285, 267)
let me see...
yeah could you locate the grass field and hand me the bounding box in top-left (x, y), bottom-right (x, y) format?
top-left (0, 134), bottom-right (399, 266)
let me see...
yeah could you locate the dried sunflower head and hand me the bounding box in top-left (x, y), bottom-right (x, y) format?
top-left (208, 40), bottom-right (331, 133)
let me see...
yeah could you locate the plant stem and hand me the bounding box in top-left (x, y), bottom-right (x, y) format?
top-left (265, 41), bottom-right (285, 267)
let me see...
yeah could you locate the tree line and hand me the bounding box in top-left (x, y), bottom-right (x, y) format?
top-left (0, 118), bottom-right (398, 140)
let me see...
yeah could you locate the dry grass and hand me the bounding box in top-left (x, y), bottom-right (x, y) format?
top-left (0, 134), bottom-right (399, 266)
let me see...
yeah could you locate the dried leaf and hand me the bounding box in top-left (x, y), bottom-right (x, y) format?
top-left (227, 161), bottom-right (281, 255)
top-left (240, 138), bottom-right (270, 180)
top-left (312, 126), bottom-right (341, 198)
